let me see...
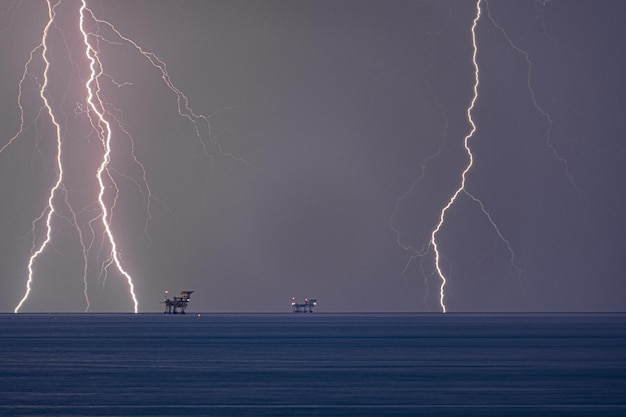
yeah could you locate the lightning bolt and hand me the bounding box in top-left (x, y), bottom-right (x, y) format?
top-left (430, 1), bottom-right (482, 313)
top-left (392, 0), bottom-right (523, 313)
top-left (392, 0), bottom-right (581, 312)
top-left (4, 0), bottom-right (239, 313)
top-left (431, 0), bottom-right (528, 312)
top-left (14, 0), bottom-right (64, 313)
top-left (79, 0), bottom-right (138, 313)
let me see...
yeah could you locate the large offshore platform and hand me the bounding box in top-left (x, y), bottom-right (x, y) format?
top-left (163, 290), bottom-right (194, 314)
top-left (291, 297), bottom-right (317, 313)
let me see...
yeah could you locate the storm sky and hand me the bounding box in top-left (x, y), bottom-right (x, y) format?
top-left (0, 0), bottom-right (624, 313)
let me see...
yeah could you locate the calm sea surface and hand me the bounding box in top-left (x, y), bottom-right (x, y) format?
top-left (1, 313), bottom-right (625, 416)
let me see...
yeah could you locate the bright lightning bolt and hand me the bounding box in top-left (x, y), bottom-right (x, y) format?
top-left (392, 0), bottom-right (522, 313)
top-left (79, 0), bottom-right (138, 313)
top-left (14, 0), bottom-right (64, 314)
top-left (430, 0), bottom-right (481, 313)
top-left (5, 0), bottom-right (238, 313)
top-left (393, 0), bottom-right (580, 313)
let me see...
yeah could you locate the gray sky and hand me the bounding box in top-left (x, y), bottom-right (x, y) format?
top-left (0, 0), bottom-right (624, 313)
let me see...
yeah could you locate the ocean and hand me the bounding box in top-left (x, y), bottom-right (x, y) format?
top-left (1, 313), bottom-right (625, 416)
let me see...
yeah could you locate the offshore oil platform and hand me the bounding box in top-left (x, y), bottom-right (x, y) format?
top-left (162, 290), bottom-right (194, 314)
top-left (291, 297), bottom-right (317, 313)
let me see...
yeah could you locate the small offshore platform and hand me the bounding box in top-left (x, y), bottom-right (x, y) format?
top-left (163, 290), bottom-right (194, 314)
top-left (291, 297), bottom-right (317, 313)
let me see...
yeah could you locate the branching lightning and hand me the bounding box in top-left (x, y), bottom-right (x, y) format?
top-left (4, 0), bottom-right (237, 313)
top-left (14, 0), bottom-right (64, 313)
top-left (483, 0), bottom-right (575, 185)
top-left (79, 0), bottom-right (138, 312)
top-left (391, 0), bottom-right (579, 312)
top-left (391, 0), bottom-right (523, 312)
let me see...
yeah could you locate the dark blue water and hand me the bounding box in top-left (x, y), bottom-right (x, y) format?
top-left (1, 313), bottom-right (625, 416)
